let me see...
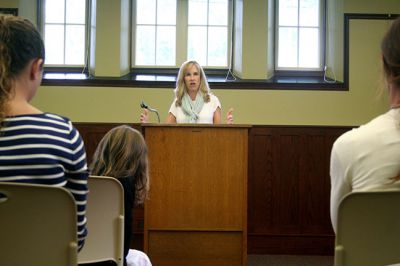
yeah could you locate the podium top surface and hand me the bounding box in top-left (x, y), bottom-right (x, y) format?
top-left (141, 123), bottom-right (252, 128)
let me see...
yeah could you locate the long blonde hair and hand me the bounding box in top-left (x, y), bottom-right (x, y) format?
top-left (0, 15), bottom-right (45, 127)
top-left (90, 125), bottom-right (150, 205)
top-left (174, 60), bottom-right (211, 106)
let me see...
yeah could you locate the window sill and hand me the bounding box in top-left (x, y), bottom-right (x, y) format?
top-left (41, 72), bottom-right (346, 91)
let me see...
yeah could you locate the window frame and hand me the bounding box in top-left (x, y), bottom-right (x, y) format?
top-left (131, 0), bottom-right (233, 69)
top-left (37, 0), bottom-right (90, 68)
top-left (274, 0), bottom-right (326, 72)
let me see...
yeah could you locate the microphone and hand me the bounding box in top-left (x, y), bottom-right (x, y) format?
top-left (140, 100), bottom-right (160, 123)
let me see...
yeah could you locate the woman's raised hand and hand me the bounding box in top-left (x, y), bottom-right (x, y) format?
top-left (226, 108), bottom-right (234, 124)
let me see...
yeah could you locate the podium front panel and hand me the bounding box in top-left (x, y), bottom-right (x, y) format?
top-left (144, 125), bottom-right (248, 266)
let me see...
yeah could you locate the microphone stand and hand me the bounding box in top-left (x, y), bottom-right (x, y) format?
top-left (140, 101), bottom-right (160, 123)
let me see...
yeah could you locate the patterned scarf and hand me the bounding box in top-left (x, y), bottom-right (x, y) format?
top-left (181, 92), bottom-right (205, 123)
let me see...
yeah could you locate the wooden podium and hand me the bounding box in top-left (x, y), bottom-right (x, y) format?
top-left (143, 124), bottom-right (248, 266)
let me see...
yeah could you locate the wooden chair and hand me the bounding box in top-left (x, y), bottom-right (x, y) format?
top-left (78, 176), bottom-right (124, 266)
top-left (334, 190), bottom-right (400, 266)
top-left (0, 182), bottom-right (78, 266)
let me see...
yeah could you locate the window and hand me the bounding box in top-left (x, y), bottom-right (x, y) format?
top-left (276, 0), bottom-right (324, 71)
top-left (40, 0), bottom-right (87, 66)
top-left (134, 0), bottom-right (177, 66)
top-left (187, 0), bottom-right (229, 67)
top-left (133, 0), bottom-right (231, 68)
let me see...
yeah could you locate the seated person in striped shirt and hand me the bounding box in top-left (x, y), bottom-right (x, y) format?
top-left (0, 15), bottom-right (88, 250)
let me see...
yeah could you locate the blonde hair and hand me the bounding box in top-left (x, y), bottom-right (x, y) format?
top-left (90, 125), bottom-right (150, 205)
top-left (0, 15), bottom-right (44, 127)
top-left (174, 60), bottom-right (211, 106)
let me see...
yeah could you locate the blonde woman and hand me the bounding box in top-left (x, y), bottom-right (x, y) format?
top-left (140, 60), bottom-right (233, 124)
top-left (90, 125), bottom-right (151, 266)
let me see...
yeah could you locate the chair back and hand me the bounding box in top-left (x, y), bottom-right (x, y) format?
top-left (78, 175), bottom-right (124, 266)
top-left (0, 182), bottom-right (78, 266)
top-left (334, 190), bottom-right (400, 266)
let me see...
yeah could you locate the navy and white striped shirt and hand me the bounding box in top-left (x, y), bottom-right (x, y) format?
top-left (0, 113), bottom-right (88, 250)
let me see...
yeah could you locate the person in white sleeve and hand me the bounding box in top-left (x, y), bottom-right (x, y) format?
top-left (330, 17), bottom-right (400, 233)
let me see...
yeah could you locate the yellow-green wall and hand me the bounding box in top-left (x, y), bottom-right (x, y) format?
top-left (2, 0), bottom-right (399, 125)
top-left (0, 0), bottom-right (36, 20)
top-left (0, 0), bottom-right (17, 7)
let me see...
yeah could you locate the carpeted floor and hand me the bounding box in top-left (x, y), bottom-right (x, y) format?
top-left (248, 255), bottom-right (334, 266)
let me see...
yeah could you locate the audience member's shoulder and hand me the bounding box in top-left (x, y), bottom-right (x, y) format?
top-left (43, 112), bottom-right (70, 122)
top-left (335, 112), bottom-right (391, 147)
top-left (43, 113), bottom-right (75, 130)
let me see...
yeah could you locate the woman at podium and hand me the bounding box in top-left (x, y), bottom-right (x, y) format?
top-left (140, 60), bottom-right (233, 124)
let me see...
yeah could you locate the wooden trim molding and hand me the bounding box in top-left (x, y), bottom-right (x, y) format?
top-left (41, 73), bottom-right (345, 90)
top-left (0, 8), bottom-right (18, 16)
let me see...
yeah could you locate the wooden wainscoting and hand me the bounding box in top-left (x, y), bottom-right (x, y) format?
top-left (247, 126), bottom-right (351, 255)
top-left (74, 123), bottom-right (352, 255)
